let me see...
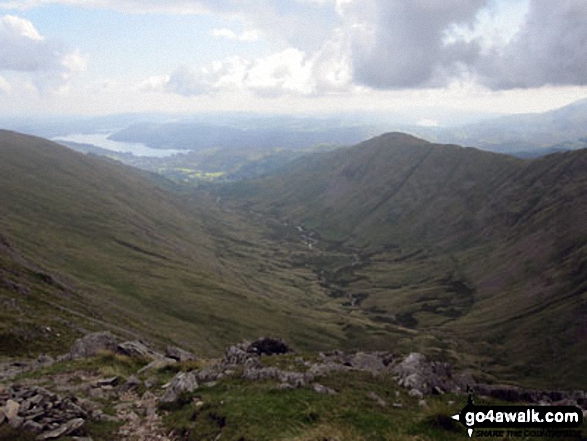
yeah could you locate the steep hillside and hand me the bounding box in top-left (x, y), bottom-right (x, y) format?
top-left (223, 133), bottom-right (587, 388)
top-left (0, 130), bottom-right (366, 358)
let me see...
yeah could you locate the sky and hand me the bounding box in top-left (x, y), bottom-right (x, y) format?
top-left (1, 0), bottom-right (587, 125)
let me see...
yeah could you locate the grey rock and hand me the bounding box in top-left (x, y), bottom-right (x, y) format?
top-left (4, 399), bottom-right (20, 420)
top-left (70, 332), bottom-right (118, 359)
top-left (165, 345), bottom-right (196, 362)
top-left (9, 415), bottom-right (24, 429)
top-left (35, 354), bottom-right (55, 367)
top-left (37, 418), bottom-right (84, 440)
top-left (160, 372), bottom-right (198, 403)
top-left (409, 388), bottom-right (424, 399)
top-left (350, 352), bottom-right (385, 372)
top-left (195, 365), bottom-right (224, 383)
top-left (307, 362), bottom-right (349, 377)
top-left (97, 377), bottom-right (119, 388)
top-left (121, 375), bottom-right (142, 392)
top-left (138, 357), bottom-right (177, 374)
top-left (223, 341), bottom-right (252, 366)
top-left (392, 352), bottom-right (465, 395)
top-left (22, 420), bottom-right (44, 434)
top-left (312, 383), bottom-right (337, 395)
top-left (117, 341), bottom-right (156, 359)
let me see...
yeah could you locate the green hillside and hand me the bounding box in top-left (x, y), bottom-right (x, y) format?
top-left (1, 129), bottom-right (585, 389)
top-left (0, 130), bottom-right (369, 358)
top-left (222, 132), bottom-right (587, 388)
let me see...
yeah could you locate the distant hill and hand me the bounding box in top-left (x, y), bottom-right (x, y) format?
top-left (413, 98), bottom-right (587, 154)
top-left (109, 120), bottom-right (372, 151)
top-left (225, 132), bottom-right (587, 387)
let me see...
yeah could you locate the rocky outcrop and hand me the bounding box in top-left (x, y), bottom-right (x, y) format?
top-left (69, 331), bottom-right (119, 359)
top-left (392, 352), bottom-right (471, 396)
top-left (160, 372), bottom-right (198, 403)
top-left (117, 340), bottom-right (159, 359)
top-left (223, 337), bottom-right (293, 366)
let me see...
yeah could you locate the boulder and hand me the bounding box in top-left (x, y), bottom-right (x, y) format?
top-left (392, 352), bottom-right (466, 395)
top-left (70, 332), bottom-right (118, 359)
top-left (117, 341), bottom-right (156, 359)
top-left (248, 338), bottom-right (292, 356)
top-left (349, 352), bottom-right (385, 372)
top-left (4, 399), bottom-right (20, 420)
top-left (223, 341), bottom-right (253, 366)
top-left (165, 345), bottom-right (196, 362)
top-left (160, 372), bottom-right (198, 403)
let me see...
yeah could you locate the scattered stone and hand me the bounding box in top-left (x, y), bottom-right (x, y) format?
top-left (37, 417), bottom-right (84, 440)
top-left (70, 332), bottom-right (118, 359)
top-left (165, 345), bottom-right (196, 362)
top-left (418, 399), bottom-right (428, 408)
top-left (409, 388), bottom-right (424, 399)
top-left (160, 372), bottom-right (198, 403)
top-left (22, 420), bottom-right (44, 434)
top-left (367, 391), bottom-right (387, 407)
top-left (313, 383), bottom-right (337, 395)
top-left (97, 377), bottom-right (119, 388)
top-left (121, 375), bottom-right (142, 392)
top-left (392, 402), bottom-right (403, 408)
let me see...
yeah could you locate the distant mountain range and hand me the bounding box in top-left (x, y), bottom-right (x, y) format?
top-left (411, 98), bottom-right (587, 155)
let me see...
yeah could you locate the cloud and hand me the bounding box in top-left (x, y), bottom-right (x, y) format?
top-left (211, 28), bottom-right (260, 42)
top-left (143, 31), bottom-right (353, 98)
top-left (0, 15), bottom-right (85, 89)
top-left (0, 75), bottom-right (12, 93)
top-left (341, 0), bottom-right (489, 89)
top-left (476, 0), bottom-right (587, 89)
top-left (342, 0), bottom-right (587, 90)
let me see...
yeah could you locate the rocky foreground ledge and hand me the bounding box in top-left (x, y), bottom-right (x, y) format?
top-left (0, 332), bottom-right (585, 440)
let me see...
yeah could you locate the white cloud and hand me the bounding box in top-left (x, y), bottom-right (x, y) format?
top-left (0, 14), bottom-right (86, 90)
top-left (211, 28), bottom-right (260, 42)
top-left (0, 75), bottom-right (12, 93)
top-left (143, 30), bottom-right (354, 98)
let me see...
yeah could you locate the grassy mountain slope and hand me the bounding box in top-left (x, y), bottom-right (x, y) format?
top-left (223, 133), bottom-right (587, 388)
top-left (0, 130), bottom-right (368, 358)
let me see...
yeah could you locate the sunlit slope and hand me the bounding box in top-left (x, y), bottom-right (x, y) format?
top-left (0, 130), bottom-right (348, 356)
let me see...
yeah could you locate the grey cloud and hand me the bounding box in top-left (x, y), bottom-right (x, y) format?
top-left (477, 0), bottom-right (587, 89)
top-left (346, 0), bottom-right (587, 90)
top-left (347, 0), bottom-right (489, 89)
